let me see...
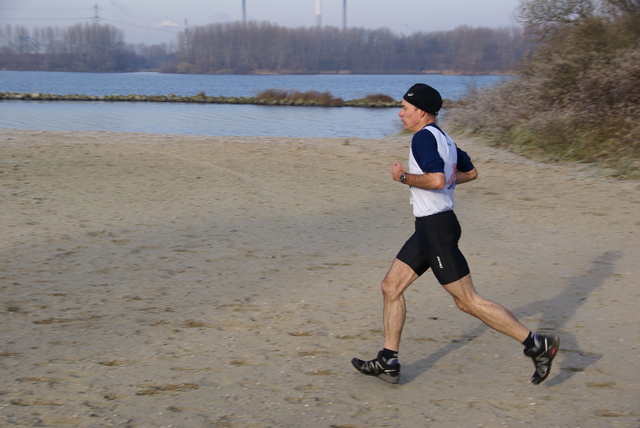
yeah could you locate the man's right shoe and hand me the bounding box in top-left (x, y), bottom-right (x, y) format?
top-left (351, 350), bottom-right (400, 384)
top-left (524, 334), bottom-right (560, 384)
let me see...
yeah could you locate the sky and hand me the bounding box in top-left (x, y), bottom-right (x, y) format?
top-left (0, 0), bottom-right (522, 45)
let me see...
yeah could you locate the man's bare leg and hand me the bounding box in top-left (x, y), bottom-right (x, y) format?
top-left (351, 258), bottom-right (417, 383)
top-left (381, 258), bottom-right (419, 351)
top-left (441, 273), bottom-right (529, 342)
top-left (354, 269), bottom-right (559, 384)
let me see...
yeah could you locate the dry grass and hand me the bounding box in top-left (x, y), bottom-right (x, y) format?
top-left (445, 10), bottom-right (640, 179)
top-left (255, 88), bottom-right (344, 106)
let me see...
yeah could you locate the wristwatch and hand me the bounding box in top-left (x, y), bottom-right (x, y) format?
top-left (400, 173), bottom-right (407, 184)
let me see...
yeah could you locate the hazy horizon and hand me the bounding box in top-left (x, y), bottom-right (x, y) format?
top-left (0, 0), bottom-right (522, 45)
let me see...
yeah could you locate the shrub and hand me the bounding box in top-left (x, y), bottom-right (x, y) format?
top-left (254, 88), bottom-right (344, 106)
top-left (255, 88), bottom-right (290, 102)
top-left (445, 2), bottom-right (640, 178)
top-left (361, 94), bottom-right (396, 103)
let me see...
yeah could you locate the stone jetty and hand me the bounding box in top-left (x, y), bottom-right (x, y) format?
top-left (0, 91), bottom-right (401, 108)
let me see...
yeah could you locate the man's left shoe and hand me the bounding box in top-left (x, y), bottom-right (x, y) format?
top-left (524, 334), bottom-right (560, 384)
top-left (351, 350), bottom-right (400, 384)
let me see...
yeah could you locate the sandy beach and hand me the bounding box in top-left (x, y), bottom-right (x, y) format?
top-left (1, 128), bottom-right (638, 427)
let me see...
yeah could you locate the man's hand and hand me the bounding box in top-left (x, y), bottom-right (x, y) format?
top-left (456, 168), bottom-right (478, 184)
top-left (391, 160), bottom-right (406, 182)
top-left (392, 160), bottom-right (447, 189)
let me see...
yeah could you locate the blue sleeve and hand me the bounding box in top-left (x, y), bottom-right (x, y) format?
top-left (411, 130), bottom-right (444, 173)
top-left (456, 147), bottom-right (475, 172)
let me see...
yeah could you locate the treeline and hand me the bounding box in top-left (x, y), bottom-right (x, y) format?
top-left (446, 0), bottom-right (640, 178)
top-left (172, 22), bottom-right (525, 74)
top-left (0, 21), bottom-right (525, 74)
top-left (0, 23), bottom-right (140, 72)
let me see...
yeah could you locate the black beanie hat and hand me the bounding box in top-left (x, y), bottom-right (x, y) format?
top-left (403, 83), bottom-right (443, 115)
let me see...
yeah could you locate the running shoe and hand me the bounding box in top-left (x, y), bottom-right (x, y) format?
top-left (524, 334), bottom-right (560, 384)
top-left (351, 350), bottom-right (400, 384)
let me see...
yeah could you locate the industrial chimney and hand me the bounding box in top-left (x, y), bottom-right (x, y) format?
top-left (315, 0), bottom-right (322, 28)
top-left (242, 0), bottom-right (247, 25)
top-left (343, 0), bottom-right (347, 30)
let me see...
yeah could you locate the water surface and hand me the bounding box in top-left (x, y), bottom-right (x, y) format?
top-left (0, 71), bottom-right (508, 138)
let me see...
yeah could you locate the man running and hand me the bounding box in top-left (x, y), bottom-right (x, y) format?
top-left (351, 83), bottom-right (559, 385)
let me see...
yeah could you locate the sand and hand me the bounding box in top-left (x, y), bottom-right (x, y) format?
top-left (0, 128), bottom-right (638, 427)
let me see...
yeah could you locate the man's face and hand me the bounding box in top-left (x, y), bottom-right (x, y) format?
top-left (398, 100), bottom-right (424, 133)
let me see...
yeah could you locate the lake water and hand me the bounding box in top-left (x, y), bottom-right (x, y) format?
top-left (0, 71), bottom-right (508, 138)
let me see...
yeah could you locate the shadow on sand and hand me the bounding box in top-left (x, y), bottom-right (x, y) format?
top-left (402, 251), bottom-right (620, 385)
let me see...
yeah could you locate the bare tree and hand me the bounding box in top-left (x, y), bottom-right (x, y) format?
top-left (516, 0), bottom-right (597, 39)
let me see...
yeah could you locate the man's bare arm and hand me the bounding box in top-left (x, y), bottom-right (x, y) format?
top-left (456, 168), bottom-right (478, 184)
top-left (391, 160), bottom-right (446, 189)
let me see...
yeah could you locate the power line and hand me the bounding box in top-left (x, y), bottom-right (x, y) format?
top-left (101, 17), bottom-right (182, 34)
top-left (95, 5), bottom-right (185, 35)
top-left (0, 5), bottom-right (94, 22)
top-left (0, 17), bottom-right (90, 21)
top-left (0, 4), bottom-right (183, 38)
top-left (99, 8), bottom-right (184, 33)
top-left (0, 7), bottom-right (88, 11)
top-left (100, 7), bottom-right (163, 25)
top-left (0, 15), bottom-right (180, 34)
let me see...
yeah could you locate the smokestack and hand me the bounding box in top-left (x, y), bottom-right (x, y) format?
top-left (242, 0), bottom-right (247, 25)
top-left (343, 0), bottom-right (347, 30)
top-left (315, 0), bottom-right (322, 28)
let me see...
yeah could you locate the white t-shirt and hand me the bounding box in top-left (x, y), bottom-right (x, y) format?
top-left (408, 124), bottom-right (472, 217)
